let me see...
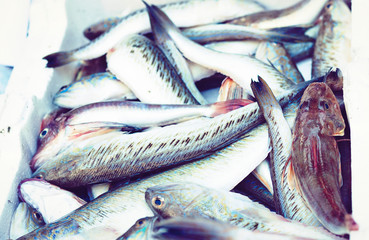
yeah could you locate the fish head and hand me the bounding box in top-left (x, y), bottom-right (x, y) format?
top-left (145, 183), bottom-right (207, 218)
top-left (119, 216), bottom-right (158, 240)
top-left (324, 67), bottom-right (343, 91)
top-left (18, 178), bottom-right (86, 224)
top-left (324, 0), bottom-right (351, 23)
top-left (298, 83), bottom-right (345, 136)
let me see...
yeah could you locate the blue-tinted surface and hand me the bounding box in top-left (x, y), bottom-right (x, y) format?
top-left (0, 65), bottom-right (13, 94)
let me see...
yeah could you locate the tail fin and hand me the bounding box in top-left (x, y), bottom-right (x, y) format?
top-left (345, 214), bottom-right (359, 231)
top-left (250, 76), bottom-right (281, 113)
top-left (261, 26), bottom-right (315, 43)
top-left (209, 99), bottom-right (253, 117)
top-left (43, 51), bottom-right (76, 68)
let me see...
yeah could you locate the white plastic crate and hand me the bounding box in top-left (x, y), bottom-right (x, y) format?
top-left (0, 0), bottom-right (368, 238)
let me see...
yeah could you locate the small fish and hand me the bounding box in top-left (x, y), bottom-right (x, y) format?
top-left (54, 72), bottom-right (136, 109)
top-left (255, 41), bottom-right (305, 83)
top-left (10, 202), bottom-right (44, 239)
top-left (145, 183), bottom-right (341, 239)
top-left (154, 217), bottom-right (312, 240)
top-left (312, 0), bottom-right (351, 79)
top-left (18, 178), bottom-right (87, 224)
top-left (250, 76), bottom-right (320, 226)
top-left (182, 24), bottom-right (314, 43)
top-left (227, 0), bottom-right (328, 29)
top-left (106, 34), bottom-right (199, 104)
top-left (145, 2), bottom-right (296, 98)
top-left (43, 0), bottom-right (264, 67)
top-left (117, 216), bottom-right (159, 240)
top-left (289, 82), bottom-right (358, 234)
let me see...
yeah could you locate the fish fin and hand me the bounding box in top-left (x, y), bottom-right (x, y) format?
top-left (209, 99), bottom-right (253, 117)
top-left (269, 25), bottom-right (315, 42)
top-left (217, 77), bottom-right (251, 101)
top-left (345, 214), bottom-right (359, 231)
top-left (283, 155), bottom-right (296, 191)
top-left (250, 76), bottom-right (281, 113)
top-left (43, 51), bottom-right (77, 68)
top-left (338, 153), bottom-right (343, 187)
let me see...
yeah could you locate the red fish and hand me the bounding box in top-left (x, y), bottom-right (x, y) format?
top-left (289, 82), bottom-right (358, 235)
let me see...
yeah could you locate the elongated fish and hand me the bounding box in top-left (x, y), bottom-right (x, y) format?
top-left (10, 202), bottom-right (44, 239)
top-left (18, 178), bottom-right (87, 224)
top-left (107, 34), bottom-right (200, 104)
top-left (255, 41), bottom-right (304, 83)
top-left (312, 0), bottom-right (351, 79)
top-left (289, 82), bottom-right (358, 234)
top-left (154, 217), bottom-right (312, 240)
top-left (227, 0), bottom-right (328, 29)
top-left (53, 72), bottom-right (136, 109)
top-left (145, 183), bottom-right (341, 239)
top-left (145, 2), bottom-right (296, 98)
top-left (43, 0), bottom-right (264, 67)
top-left (148, 6), bottom-right (207, 105)
top-left (117, 216), bottom-right (159, 240)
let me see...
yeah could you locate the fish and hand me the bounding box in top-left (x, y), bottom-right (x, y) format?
top-left (255, 41), bottom-right (305, 83)
top-left (145, 2), bottom-right (296, 98)
top-left (148, 5), bottom-right (207, 105)
top-left (289, 82), bottom-right (358, 234)
top-left (232, 173), bottom-right (275, 211)
top-left (43, 0), bottom-right (265, 67)
top-left (53, 72), bottom-right (136, 109)
top-left (10, 202), bottom-right (44, 239)
top-left (145, 182), bottom-right (341, 239)
top-left (182, 24), bottom-right (314, 43)
top-left (312, 0), bottom-right (351, 79)
top-left (226, 0), bottom-right (328, 29)
top-left (217, 77), bottom-right (250, 102)
top-left (116, 216), bottom-right (159, 240)
top-left (250, 76), bottom-right (321, 226)
top-left (18, 178), bottom-right (87, 224)
top-left (153, 217), bottom-right (313, 240)
top-left (106, 34), bottom-right (200, 104)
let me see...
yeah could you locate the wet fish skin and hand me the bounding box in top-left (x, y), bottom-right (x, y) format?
top-left (18, 178), bottom-right (87, 224)
top-left (54, 72), bottom-right (136, 109)
top-left (10, 202), bottom-right (45, 239)
top-left (43, 0), bottom-right (264, 67)
top-left (250, 76), bottom-right (321, 226)
top-left (145, 2), bottom-right (296, 98)
top-left (312, 0), bottom-right (351, 79)
top-left (227, 0), bottom-right (328, 29)
top-left (145, 183), bottom-right (342, 239)
top-left (107, 34), bottom-right (199, 105)
top-left (290, 82), bottom-right (358, 234)
top-left (117, 216), bottom-right (158, 240)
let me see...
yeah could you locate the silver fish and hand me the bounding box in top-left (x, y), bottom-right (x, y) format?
top-left (145, 3), bottom-right (296, 98)
top-left (312, 0), bottom-right (351, 79)
top-left (145, 182), bottom-right (341, 239)
top-left (18, 178), bottom-right (87, 224)
top-left (250, 76), bottom-right (321, 226)
top-left (106, 34), bottom-right (199, 104)
top-left (53, 72), bottom-right (136, 109)
top-left (227, 0), bottom-right (328, 29)
top-left (43, 0), bottom-right (264, 67)
top-left (182, 23), bottom-right (314, 43)
top-left (10, 202), bottom-right (44, 239)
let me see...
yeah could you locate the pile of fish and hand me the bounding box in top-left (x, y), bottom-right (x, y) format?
top-left (10, 0), bottom-right (356, 239)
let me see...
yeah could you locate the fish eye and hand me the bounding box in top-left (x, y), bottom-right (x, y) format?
top-left (326, 1), bottom-right (333, 10)
top-left (31, 210), bottom-right (44, 224)
top-left (39, 128), bottom-right (48, 138)
top-left (324, 103), bottom-right (329, 110)
top-left (34, 172), bottom-right (45, 180)
top-left (59, 85), bottom-right (68, 92)
top-left (152, 196), bottom-right (165, 209)
top-left (136, 219), bottom-right (145, 227)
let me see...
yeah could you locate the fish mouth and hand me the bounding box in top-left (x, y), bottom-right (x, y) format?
top-left (333, 128), bottom-right (345, 136)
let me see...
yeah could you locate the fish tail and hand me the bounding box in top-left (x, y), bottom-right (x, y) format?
top-left (43, 51), bottom-right (76, 68)
top-left (209, 99), bottom-right (253, 117)
top-left (345, 214), bottom-right (359, 231)
top-left (250, 76), bottom-right (281, 113)
top-left (265, 26), bottom-right (315, 43)
top-left (144, 1), bottom-right (181, 37)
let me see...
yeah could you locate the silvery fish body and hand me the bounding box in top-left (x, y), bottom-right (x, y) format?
top-left (43, 0), bottom-right (264, 67)
top-left (312, 0), bottom-right (351, 79)
top-left (145, 183), bottom-right (341, 240)
top-left (53, 72), bottom-right (136, 109)
top-left (227, 0), bottom-right (328, 29)
top-left (107, 34), bottom-right (199, 104)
